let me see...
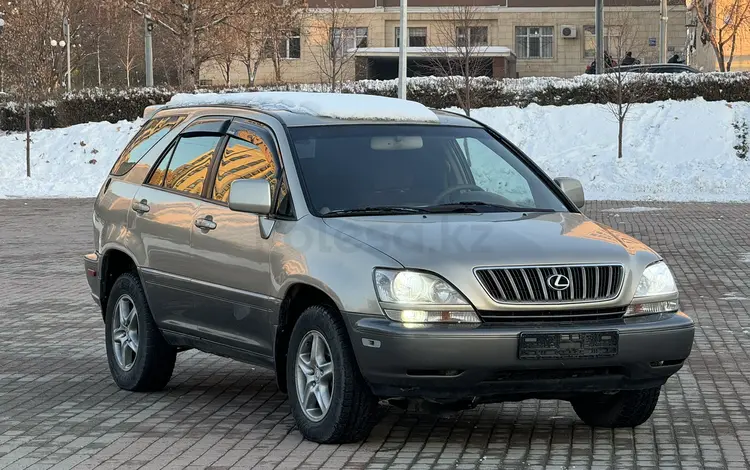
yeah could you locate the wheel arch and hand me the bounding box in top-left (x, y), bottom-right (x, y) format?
top-left (274, 282), bottom-right (343, 394)
top-left (99, 246), bottom-right (142, 321)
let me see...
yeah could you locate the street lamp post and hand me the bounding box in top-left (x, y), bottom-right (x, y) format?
top-left (145, 15), bottom-right (154, 87)
top-left (51, 39), bottom-right (67, 88)
top-left (659, 0), bottom-right (668, 63)
top-left (397, 0), bottom-right (408, 100)
top-left (595, 0), bottom-right (604, 74)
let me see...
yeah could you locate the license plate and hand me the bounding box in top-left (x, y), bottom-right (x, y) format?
top-left (518, 331), bottom-right (618, 360)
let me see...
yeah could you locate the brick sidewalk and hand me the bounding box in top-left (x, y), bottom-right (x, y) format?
top-left (0, 199), bottom-right (749, 470)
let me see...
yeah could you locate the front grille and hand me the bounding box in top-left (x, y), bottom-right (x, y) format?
top-left (478, 306), bottom-right (627, 323)
top-left (475, 265), bottom-right (624, 304)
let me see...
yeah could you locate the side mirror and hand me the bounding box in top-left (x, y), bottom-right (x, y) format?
top-left (228, 179), bottom-right (272, 215)
top-left (554, 177), bottom-right (585, 208)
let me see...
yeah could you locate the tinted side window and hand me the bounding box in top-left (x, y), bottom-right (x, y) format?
top-left (110, 115), bottom-right (186, 176)
top-left (147, 146), bottom-right (174, 186)
top-left (211, 134), bottom-right (278, 203)
top-left (163, 136), bottom-right (221, 196)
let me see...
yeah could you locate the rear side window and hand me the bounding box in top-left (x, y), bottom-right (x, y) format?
top-left (110, 115), bottom-right (186, 176)
top-left (162, 136), bottom-right (222, 196)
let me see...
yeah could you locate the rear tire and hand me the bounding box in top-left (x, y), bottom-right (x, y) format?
top-left (572, 387), bottom-right (661, 428)
top-left (286, 305), bottom-right (378, 443)
top-left (104, 273), bottom-right (176, 392)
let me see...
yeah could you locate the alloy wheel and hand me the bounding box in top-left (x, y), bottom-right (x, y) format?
top-left (295, 330), bottom-right (334, 422)
top-left (112, 294), bottom-right (139, 371)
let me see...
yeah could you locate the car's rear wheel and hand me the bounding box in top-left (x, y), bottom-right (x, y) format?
top-left (572, 387), bottom-right (661, 428)
top-left (105, 273), bottom-right (176, 392)
top-left (286, 305), bottom-right (378, 443)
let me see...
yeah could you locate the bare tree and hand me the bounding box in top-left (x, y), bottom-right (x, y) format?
top-left (127, 0), bottom-right (251, 89)
top-left (119, 15), bottom-right (140, 87)
top-left (688, 0), bottom-right (750, 72)
top-left (211, 24), bottom-right (240, 87)
top-left (598, 9), bottom-right (654, 159)
top-left (427, 5), bottom-right (490, 116)
top-left (1, 0), bottom-right (57, 176)
top-left (306, 0), bottom-right (366, 91)
top-left (231, 0), bottom-right (304, 86)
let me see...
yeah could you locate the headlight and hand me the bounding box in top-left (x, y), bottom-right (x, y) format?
top-left (626, 261), bottom-right (679, 317)
top-left (374, 269), bottom-right (480, 324)
top-left (634, 261), bottom-right (678, 298)
top-left (374, 270), bottom-right (468, 305)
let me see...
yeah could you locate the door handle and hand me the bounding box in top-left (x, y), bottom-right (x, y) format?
top-left (131, 199), bottom-right (150, 214)
top-left (194, 216), bottom-right (217, 231)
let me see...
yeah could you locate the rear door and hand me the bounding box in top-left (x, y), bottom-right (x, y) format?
top-left (132, 117), bottom-right (229, 335)
top-left (188, 118), bottom-right (286, 358)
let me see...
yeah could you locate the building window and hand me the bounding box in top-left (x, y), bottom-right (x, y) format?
top-left (515, 26), bottom-right (554, 59)
top-left (263, 29), bottom-right (301, 59)
top-left (583, 25), bottom-right (622, 58)
top-left (332, 27), bottom-right (368, 56)
top-left (284, 29), bottom-right (302, 59)
top-left (456, 26), bottom-right (488, 47)
top-left (395, 27), bottom-right (427, 47)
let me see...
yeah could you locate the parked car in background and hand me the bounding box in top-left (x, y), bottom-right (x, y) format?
top-left (84, 93), bottom-right (695, 444)
top-left (605, 63), bottom-right (701, 74)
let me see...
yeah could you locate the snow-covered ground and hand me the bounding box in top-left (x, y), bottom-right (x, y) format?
top-left (0, 98), bottom-right (748, 201)
top-left (0, 120), bottom-right (143, 198)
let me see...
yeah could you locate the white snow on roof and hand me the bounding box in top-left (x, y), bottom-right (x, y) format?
top-left (353, 46), bottom-right (515, 58)
top-left (166, 92), bottom-right (440, 123)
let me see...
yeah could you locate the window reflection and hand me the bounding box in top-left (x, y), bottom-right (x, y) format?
top-left (157, 136), bottom-right (220, 196)
top-left (212, 133), bottom-right (278, 203)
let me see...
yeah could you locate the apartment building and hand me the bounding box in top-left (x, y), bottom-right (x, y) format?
top-left (201, 0), bottom-right (690, 86)
top-left (687, 0), bottom-right (750, 72)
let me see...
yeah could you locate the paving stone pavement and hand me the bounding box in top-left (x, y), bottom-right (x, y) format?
top-left (0, 199), bottom-right (749, 470)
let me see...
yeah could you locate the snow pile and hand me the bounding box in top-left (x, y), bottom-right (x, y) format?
top-left (462, 98), bottom-right (750, 202)
top-left (0, 98), bottom-right (748, 201)
top-left (166, 92), bottom-right (440, 123)
top-left (0, 120), bottom-right (142, 198)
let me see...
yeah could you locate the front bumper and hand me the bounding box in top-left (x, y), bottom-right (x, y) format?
top-left (84, 252), bottom-right (101, 307)
top-left (346, 311), bottom-right (694, 402)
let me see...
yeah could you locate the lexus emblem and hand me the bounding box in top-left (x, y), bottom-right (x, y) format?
top-left (547, 274), bottom-right (570, 291)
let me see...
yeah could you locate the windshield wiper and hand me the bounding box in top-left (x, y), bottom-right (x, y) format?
top-left (424, 201), bottom-right (556, 213)
top-left (322, 206), bottom-right (430, 217)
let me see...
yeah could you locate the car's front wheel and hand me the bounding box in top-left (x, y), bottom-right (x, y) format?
top-left (104, 273), bottom-right (176, 392)
top-left (572, 387), bottom-right (661, 428)
top-left (286, 305), bottom-right (378, 443)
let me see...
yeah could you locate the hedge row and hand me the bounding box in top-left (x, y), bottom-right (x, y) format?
top-left (2, 72), bottom-right (749, 131)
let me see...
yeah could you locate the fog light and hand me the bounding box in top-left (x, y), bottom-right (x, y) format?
top-left (384, 309), bottom-right (481, 324)
top-left (625, 300), bottom-right (679, 317)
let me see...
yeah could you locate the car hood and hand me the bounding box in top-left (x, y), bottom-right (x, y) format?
top-left (323, 212), bottom-right (661, 308)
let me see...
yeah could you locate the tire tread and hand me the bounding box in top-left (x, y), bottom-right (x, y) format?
top-left (573, 387), bottom-right (661, 428)
top-left (106, 273), bottom-right (176, 392)
top-left (288, 305), bottom-right (378, 443)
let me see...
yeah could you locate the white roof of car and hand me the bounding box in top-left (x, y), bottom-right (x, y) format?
top-left (165, 92), bottom-right (440, 123)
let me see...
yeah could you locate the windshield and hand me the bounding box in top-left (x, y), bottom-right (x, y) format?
top-left (289, 125), bottom-right (569, 216)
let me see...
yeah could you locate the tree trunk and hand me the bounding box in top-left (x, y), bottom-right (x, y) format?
top-left (25, 103), bottom-right (31, 178)
top-left (97, 46), bottom-right (102, 87)
top-left (727, 35), bottom-right (738, 72)
top-left (182, 26), bottom-right (197, 89)
top-left (618, 115), bottom-right (624, 159)
top-left (247, 60), bottom-right (260, 87)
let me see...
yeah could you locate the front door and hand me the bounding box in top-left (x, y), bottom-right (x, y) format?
top-left (188, 119), bottom-right (282, 358)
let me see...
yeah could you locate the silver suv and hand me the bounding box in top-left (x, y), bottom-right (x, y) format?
top-left (84, 94), bottom-right (694, 444)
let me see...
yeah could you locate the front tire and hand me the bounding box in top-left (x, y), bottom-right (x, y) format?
top-left (286, 305), bottom-right (378, 444)
top-left (104, 273), bottom-right (176, 392)
top-left (572, 387), bottom-right (661, 428)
